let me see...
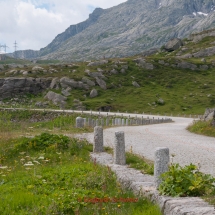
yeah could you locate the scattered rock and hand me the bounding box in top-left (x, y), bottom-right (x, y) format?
top-left (82, 77), bottom-right (95, 87)
top-left (164, 38), bottom-right (183, 52)
top-left (44, 91), bottom-right (67, 106)
top-left (0, 65), bottom-right (4, 70)
top-left (157, 98), bottom-right (165, 105)
top-left (61, 87), bottom-right (71, 97)
top-left (60, 77), bottom-right (89, 90)
top-left (90, 89), bottom-right (98, 98)
top-left (120, 69), bottom-right (126, 74)
top-left (193, 46), bottom-right (215, 58)
top-left (50, 78), bottom-right (60, 89)
top-left (132, 81), bottom-right (140, 88)
top-left (177, 61), bottom-right (197, 70)
top-left (110, 69), bottom-right (118, 75)
top-left (87, 60), bottom-right (108, 66)
top-left (96, 77), bottom-right (107, 90)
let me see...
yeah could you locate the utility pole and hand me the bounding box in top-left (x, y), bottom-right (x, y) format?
top-left (14, 40), bottom-right (18, 58)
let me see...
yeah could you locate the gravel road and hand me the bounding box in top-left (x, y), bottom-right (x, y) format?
top-left (76, 113), bottom-right (215, 176)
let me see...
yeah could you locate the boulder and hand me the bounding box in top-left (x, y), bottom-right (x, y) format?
top-left (60, 77), bottom-right (89, 90)
top-left (82, 77), bottom-right (95, 87)
top-left (177, 61), bottom-right (197, 70)
top-left (61, 87), bottom-right (71, 97)
top-left (50, 78), bottom-right (60, 89)
top-left (203, 108), bottom-right (215, 121)
top-left (134, 58), bottom-right (154, 70)
top-left (96, 77), bottom-right (107, 90)
top-left (90, 89), bottom-right (98, 98)
top-left (132, 81), bottom-right (140, 87)
top-left (44, 91), bottom-right (66, 106)
top-left (110, 69), bottom-right (118, 75)
top-left (32, 66), bottom-right (45, 72)
top-left (193, 46), bottom-right (215, 58)
top-left (0, 65), bottom-right (4, 70)
top-left (0, 77), bottom-right (52, 99)
top-left (87, 60), bottom-right (108, 66)
top-left (164, 38), bottom-right (183, 52)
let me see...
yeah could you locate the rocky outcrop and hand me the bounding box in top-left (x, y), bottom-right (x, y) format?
top-left (193, 46), bottom-right (215, 58)
top-left (96, 77), bottom-right (107, 90)
top-left (44, 91), bottom-right (66, 107)
top-left (164, 38), bottom-right (183, 52)
top-left (0, 77), bottom-right (51, 99)
top-left (60, 77), bottom-right (89, 90)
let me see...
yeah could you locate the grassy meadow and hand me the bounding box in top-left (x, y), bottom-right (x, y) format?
top-left (0, 109), bottom-right (160, 215)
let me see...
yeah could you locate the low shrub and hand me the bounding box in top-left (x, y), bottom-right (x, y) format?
top-left (159, 163), bottom-right (215, 197)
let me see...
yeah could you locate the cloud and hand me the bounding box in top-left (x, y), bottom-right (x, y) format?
top-left (0, 0), bottom-right (127, 52)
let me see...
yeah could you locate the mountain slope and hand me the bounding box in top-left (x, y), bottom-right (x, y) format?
top-left (13, 0), bottom-right (215, 61)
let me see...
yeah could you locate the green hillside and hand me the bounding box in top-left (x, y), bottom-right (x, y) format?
top-left (1, 30), bottom-right (215, 115)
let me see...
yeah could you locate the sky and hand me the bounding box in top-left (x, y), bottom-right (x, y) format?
top-left (0, 0), bottom-right (127, 53)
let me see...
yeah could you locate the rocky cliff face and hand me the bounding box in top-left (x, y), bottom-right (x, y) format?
top-left (12, 0), bottom-right (215, 61)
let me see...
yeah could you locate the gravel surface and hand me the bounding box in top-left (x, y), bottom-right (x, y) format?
top-left (76, 113), bottom-right (215, 176)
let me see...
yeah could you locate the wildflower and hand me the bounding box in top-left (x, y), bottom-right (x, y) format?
top-left (38, 156), bottom-right (45, 160)
top-left (117, 204), bottom-right (121, 208)
top-left (33, 160), bottom-right (40, 165)
top-left (19, 152), bottom-right (26, 155)
top-left (24, 161), bottom-right (34, 166)
top-left (0, 166), bottom-right (8, 169)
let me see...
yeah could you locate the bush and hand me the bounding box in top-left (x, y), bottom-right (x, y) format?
top-left (159, 163), bottom-right (215, 197)
top-left (14, 133), bottom-right (70, 151)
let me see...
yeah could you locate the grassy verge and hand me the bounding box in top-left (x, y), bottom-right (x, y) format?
top-left (0, 133), bottom-right (161, 215)
top-left (104, 147), bottom-right (154, 175)
top-left (187, 120), bottom-right (215, 137)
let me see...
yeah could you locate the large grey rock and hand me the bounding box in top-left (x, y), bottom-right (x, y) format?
top-left (132, 81), bottom-right (140, 88)
top-left (87, 60), bottom-right (108, 66)
top-left (193, 46), bottom-right (215, 58)
top-left (82, 77), bottom-right (95, 87)
top-left (177, 61), bottom-right (197, 70)
top-left (164, 38), bottom-right (183, 52)
top-left (90, 89), bottom-right (98, 98)
top-left (61, 87), bottom-right (71, 97)
top-left (60, 77), bottom-right (89, 90)
top-left (96, 77), bottom-right (107, 90)
top-left (44, 91), bottom-right (66, 106)
top-left (76, 117), bottom-right (84, 128)
top-left (0, 77), bottom-right (51, 99)
top-left (203, 108), bottom-right (215, 121)
top-left (50, 78), bottom-right (59, 89)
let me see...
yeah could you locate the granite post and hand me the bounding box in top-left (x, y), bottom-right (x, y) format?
top-left (93, 126), bottom-right (104, 153)
top-left (114, 131), bottom-right (126, 165)
top-left (76, 117), bottom-right (84, 128)
top-left (154, 147), bottom-right (169, 188)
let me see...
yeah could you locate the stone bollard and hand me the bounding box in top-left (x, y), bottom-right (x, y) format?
top-left (83, 118), bottom-right (87, 127)
top-left (96, 119), bottom-right (99, 126)
top-left (76, 117), bottom-right (84, 128)
top-left (122, 119), bottom-right (125, 126)
top-left (115, 118), bottom-right (118, 126)
top-left (118, 118), bottom-right (121, 126)
top-left (126, 119), bottom-right (129, 126)
top-left (112, 119), bottom-right (115, 126)
top-left (101, 119), bottom-right (104, 126)
top-left (93, 126), bottom-right (104, 153)
top-left (92, 119), bottom-right (95, 127)
top-left (113, 131), bottom-right (126, 165)
top-left (154, 147), bottom-right (169, 188)
top-left (106, 118), bottom-right (109, 126)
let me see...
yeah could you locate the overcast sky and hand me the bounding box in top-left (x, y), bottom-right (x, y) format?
top-left (0, 0), bottom-right (127, 53)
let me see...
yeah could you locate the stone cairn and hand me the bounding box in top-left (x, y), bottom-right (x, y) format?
top-left (76, 116), bottom-right (172, 128)
top-left (92, 127), bottom-right (170, 188)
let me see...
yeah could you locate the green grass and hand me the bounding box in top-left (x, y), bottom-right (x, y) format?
top-left (187, 120), bottom-right (215, 137)
top-left (0, 134), bottom-right (161, 215)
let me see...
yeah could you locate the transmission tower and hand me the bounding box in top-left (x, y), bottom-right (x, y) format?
top-left (14, 41), bottom-right (18, 58)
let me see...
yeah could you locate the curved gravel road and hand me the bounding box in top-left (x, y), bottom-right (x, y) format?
top-left (76, 113), bottom-right (215, 176)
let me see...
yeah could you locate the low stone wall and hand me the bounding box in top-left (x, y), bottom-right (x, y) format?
top-left (90, 153), bottom-right (215, 215)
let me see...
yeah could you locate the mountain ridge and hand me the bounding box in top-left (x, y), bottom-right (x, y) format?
top-left (11, 0), bottom-right (215, 61)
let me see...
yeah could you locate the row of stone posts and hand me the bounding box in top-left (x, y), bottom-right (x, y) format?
top-left (93, 126), bottom-right (170, 188)
top-left (76, 116), bottom-right (173, 128)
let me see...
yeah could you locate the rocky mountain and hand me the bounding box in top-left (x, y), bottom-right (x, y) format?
top-left (12, 0), bottom-right (215, 61)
